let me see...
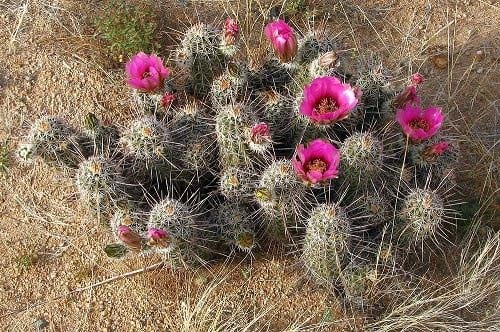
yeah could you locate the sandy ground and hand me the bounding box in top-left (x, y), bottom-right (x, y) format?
top-left (0, 0), bottom-right (498, 331)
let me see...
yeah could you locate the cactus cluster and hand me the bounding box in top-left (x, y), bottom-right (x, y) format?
top-left (15, 14), bottom-right (463, 309)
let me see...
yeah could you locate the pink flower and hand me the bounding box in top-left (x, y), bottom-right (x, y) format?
top-left (292, 139), bottom-right (340, 184)
top-left (429, 141), bottom-right (449, 155)
top-left (117, 225), bottom-right (143, 250)
top-left (396, 104), bottom-right (444, 142)
top-left (393, 85), bottom-right (420, 109)
top-left (147, 228), bottom-right (171, 248)
top-left (422, 141), bottom-right (450, 160)
top-left (125, 52), bottom-right (169, 92)
top-left (411, 73), bottom-right (424, 85)
top-left (223, 18), bottom-right (239, 44)
top-left (300, 76), bottom-right (359, 124)
top-left (393, 73), bottom-right (425, 108)
top-left (264, 19), bottom-right (297, 63)
top-left (250, 122), bottom-right (271, 144)
top-left (161, 92), bottom-right (175, 108)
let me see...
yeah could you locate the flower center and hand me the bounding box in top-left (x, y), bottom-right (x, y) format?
top-left (142, 71), bottom-right (151, 79)
top-left (305, 158), bottom-right (327, 173)
top-left (314, 97), bottom-right (338, 115)
top-left (409, 118), bottom-right (429, 131)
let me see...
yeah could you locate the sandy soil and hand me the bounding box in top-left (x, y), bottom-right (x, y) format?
top-left (0, 0), bottom-right (498, 331)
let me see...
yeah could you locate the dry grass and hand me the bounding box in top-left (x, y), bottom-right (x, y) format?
top-left (0, 0), bottom-right (498, 331)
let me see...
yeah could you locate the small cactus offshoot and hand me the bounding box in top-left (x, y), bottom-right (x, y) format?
top-left (399, 188), bottom-right (448, 246)
top-left (213, 201), bottom-right (256, 252)
top-left (75, 156), bottom-right (133, 216)
top-left (302, 204), bottom-right (352, 283)
top-left (341, 132), bottom-right (384, 186)
top-left (147, 198), bottom-right (211, 266)
top-left (22, 116), bottom-right (85, 169)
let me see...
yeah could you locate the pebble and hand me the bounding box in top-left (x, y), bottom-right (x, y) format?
top-left (33, 318), bottom-right (49, 330)
top-left (432, 54), bottom-right (448, 69)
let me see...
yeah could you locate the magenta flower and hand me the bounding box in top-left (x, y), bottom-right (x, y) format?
top-left (300, 76), bottom-right (359, 124)
top-left (393, 85), bottom-right (420, 109)
top-left (396, 104), bottom-right (444, 142)
top-left (264, 19), bottom-right (297, 63)
top-left (292, 139), bottom-right (340, 184)
top-left (147, 228), bottom-right (171, 248)
top-left (117, 225), bottom-right (143, 250)
top-left (223, 18), bottom-right (239, 44)
top-left (161, 92), bottom-right (175, 108)
top-left (393, 73), bottom-right (424, 108)
top-left (250, 122), bottom-right (271, 144)
top-left (125, 52), bottom-right (169, 92)
top-left (411, 73), bottom-right (424, 85)
top-left (429, 141), bottom-right (449, 155)
top-left (422, 141), bottom-right (450, 160)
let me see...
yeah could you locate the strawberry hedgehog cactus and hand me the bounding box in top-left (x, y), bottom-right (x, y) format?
top-left (16, 13), bottom-right (464, 311)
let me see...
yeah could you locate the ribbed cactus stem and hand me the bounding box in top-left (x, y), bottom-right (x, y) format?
top-left (220, 166), bottom-right (254, 200)
top-left (120, 116), bottom-right (174, 176)
top-left (147, 198), bottom-right (210, 266)
top-left (341, 132), bottom-right (384, 185)
top-left (176, 23), bottom-right (229, 96)
top-left (255, 160), bottom-right (311, 238)
top-left (213, 202), bottom-right (256, 252)
top-left (210, 71), bottom-right (246, 106)
top-left (24, 116), bottom-right (85, 169)
top-left (302, 204), bottom-right (351, 283)
top-left (399, 188), bottom-right (445, 243)
top-left (215, 103), bottom-right (262, 168)
top-left (295, 32), bottom-right (336, 65)
top-left (75, 156), bottom-right (132, 216)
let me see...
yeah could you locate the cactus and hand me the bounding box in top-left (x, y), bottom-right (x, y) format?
top-left (408, 138), bottom-right (458, 187)
top-left (219, 166), bottom-right (255, 200)
top-left (215, 103), bottom-right (269, 168)
top-left (341, 132), bottom-right (385, 188)
top-left (255, 160), bottom-right (311, 239)
top-left (176, 23), bottom-right (230, 96)
top-left (170, 101), bottom-right (217, 183)
top-left (83, 112), bottom-right (120, 154)
top-left (213, 201), bottom-right (256, 252)
top-left (132, 79), bottom-right (176, 115)
top-left (258, 89), bottom-right (301, 146)
top-left (399, 188), bottom-right (447, 245)
top-left (246, 59), bottom-right (294, 92)
top-left (341, 263), bottom-right (378, 308)
top-left (15, 142), bottom-right (36, 164)
top-left (210, 70), bottom-right (247, 106)
top-left (120, 116), bottom-right (175, 178)
top-left (22, 116), bottom-right (86, 169)
top-left (361, 190), bottom-right (392, 228)
top-left (302, 204), bottom-right (351, 283)
top-left (308, 51), bottom-right (340, 79)
top-left (295, 32), bottom-right (336, 65)
top-left (11, 17), bottom-right (466, 309)
top-left (75, 156), bottom-right (134, 217)
top-left (355, 57), bottom-right (394, 116)
top-left (147, 198), bottom-right (211, 267)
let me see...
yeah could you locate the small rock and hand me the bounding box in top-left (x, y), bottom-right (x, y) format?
top-left (474, 50), bottom-right (485, 61)
top-left (33, 318), bottom-right (49, 330)
top-left (431, 54), bottom-right (448, 69)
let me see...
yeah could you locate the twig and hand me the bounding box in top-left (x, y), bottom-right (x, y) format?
top-left (0, 261), bottom-right (164, 319)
